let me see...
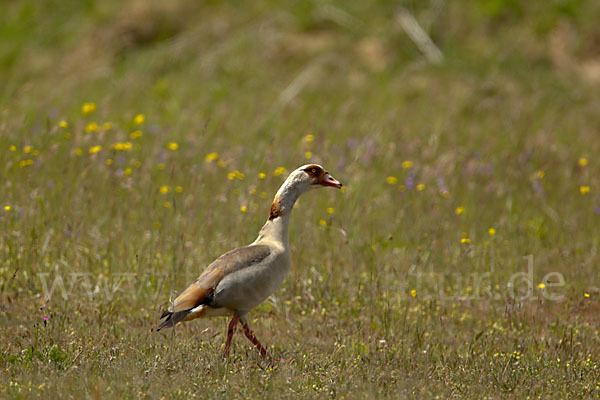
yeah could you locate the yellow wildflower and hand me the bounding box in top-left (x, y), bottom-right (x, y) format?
top-left (85, 122), bottom-right (99, 133)
top-left (304, 151), bottom-right (312, 159)
top-left (410, 289), bottom-right (417, 297)
top-left (455, 206), bottom-right (465, 215)
top-left (304, 134), bottom-right (314, 143)
top-left (319, 219), bottom-right (327, 227)
top-left (167, 142), bottom-right (179, 151)
top-left (399, 185), bottom-right (406, 192)
top-left (205, 152), bottom-right (219, 163)
top-left (258, 172), bottom-right (266, 179)
top-left (402, 160), bottom-right (413, 169)
top-left (416, 183), bottom-right (425, 191)
top-left (124, 167), bottom-right (132, 175)
top-left (327, 207), bottom-right (335, 214)
top-left (240, 205), bottom-right (248, 213)
top-left (538, 283), bottom-right (546, 289)
top-left (9, 145), bottom-right (16, 152)
top-left (133, 114), bottom-right (145, 125)
top-left (75, 148), bottom-right (83, 156)
top-left (112, 142), bottom-right (132, 151)
top-left (227, 170), bottom-right (245, 180)
top-left (580, 185), bottom-right (590, 195)
top-left (536, 170), bottom-right (545, 179)
top-left (88, 145), bottom-right (102, 154)
top-left (59, 120), bottom-right (68, 128)
top-left (103, 122), bottom-right (112, 130)
top-left (19, 159), bottom-right (33, 167)
top-left (105, 159), bottom-right (113, 165)
top-left (488, 227), bottom-right (496, 236)
top-left (274, 167), bottom-right (287, 176)
top-left (159, 186), bottom-right (169, 194)
top-left (33, 150), bottom-right (40, 156)
top-left (460, 237), bottom-right (471, 244)
top-left (23, 145), bottom-right (33, 153)
top-left (584, 292), bottom-right (590, 298)
top-left (4, 205), bottom-right (11, 211)
top-left (163, 201), bottom-right (171, 208)
top-left (131, 159), bottom-right (142, 168)
top-left (175, 186), bottom-right (183, 193)
top-left (81, 102), bottom-right (96, 115)
top-left (130, 130), bottom-right (143, 139)
top-left (579, 157), bottom-right (588, 167)
top-left (386, 176), bottom-right (398, 185)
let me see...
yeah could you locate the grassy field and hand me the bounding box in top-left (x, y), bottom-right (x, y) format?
top-left (2, 0), bottom-right (600, 397)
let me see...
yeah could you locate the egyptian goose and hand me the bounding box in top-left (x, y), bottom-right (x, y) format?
top-left (157, 164), bottom-right (342, 359)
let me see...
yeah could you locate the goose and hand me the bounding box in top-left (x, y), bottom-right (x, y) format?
top-left (157, 164), bottom-right (342, 359)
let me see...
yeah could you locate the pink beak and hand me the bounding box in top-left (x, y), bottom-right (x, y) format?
top-left (321, 173), bottom-right (343, 189)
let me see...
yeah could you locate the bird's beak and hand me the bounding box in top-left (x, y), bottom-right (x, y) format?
top-left (321, 173), bottom-right (343, 189)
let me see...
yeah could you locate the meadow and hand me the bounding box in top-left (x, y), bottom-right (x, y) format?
top-left (2, 0), bottom-right (600, 398)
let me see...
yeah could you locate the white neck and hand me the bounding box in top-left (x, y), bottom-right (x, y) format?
top-left (254, 213), bottom-right (292, 247)
top-left (254, 172), bottom-right (307, 246)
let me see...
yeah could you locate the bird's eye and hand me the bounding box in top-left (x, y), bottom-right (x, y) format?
top-left (311, 168), bottom-right (316, 174)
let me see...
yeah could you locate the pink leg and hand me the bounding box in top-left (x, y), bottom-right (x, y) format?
top-left (223, 316), bottom-right (240, 358)
top-left (242, 322), bottom-right (273, 359)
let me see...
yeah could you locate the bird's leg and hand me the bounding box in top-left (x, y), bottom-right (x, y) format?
top-left (223, 316), bottom-right (240, 358)
top-left (241, 321), bottom-right (273, 359)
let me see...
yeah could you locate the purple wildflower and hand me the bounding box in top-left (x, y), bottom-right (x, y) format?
top-left (405, 170), bottom-right (415, 190)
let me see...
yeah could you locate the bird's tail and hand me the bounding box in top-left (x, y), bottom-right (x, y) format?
top-left (156, 309), bottom-right (190, 331)
top-left (157, 284), bottom-right (214, 331)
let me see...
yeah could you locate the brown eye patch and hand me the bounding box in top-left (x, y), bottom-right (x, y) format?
top-left (303, 164), bottom-right (324, 179)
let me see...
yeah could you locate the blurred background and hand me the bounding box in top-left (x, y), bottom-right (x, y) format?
top-left (3, 0), bottom-right (600, 130)
top-left (2, 0), bottom-right (599, 272)
top-left (2, 0), bottom-right (600, 397)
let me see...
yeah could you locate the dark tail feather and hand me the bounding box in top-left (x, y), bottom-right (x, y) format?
top-left (157, 310), bottom-right (190, 331)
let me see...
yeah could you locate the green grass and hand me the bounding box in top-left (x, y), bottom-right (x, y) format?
top-left (2, 0), bottom-right (600, 397)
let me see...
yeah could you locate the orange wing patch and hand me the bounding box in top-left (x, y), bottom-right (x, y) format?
top-left (170, 268), bottom-right (224, 312)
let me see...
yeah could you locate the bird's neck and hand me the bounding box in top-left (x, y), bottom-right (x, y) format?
top-left (255, 214), bottom-right (291, 247)
top-left (255, 178), bottom-right (303, 246)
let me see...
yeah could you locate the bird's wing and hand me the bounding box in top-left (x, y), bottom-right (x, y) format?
top-left (158, 245), bottom-right (271, 328)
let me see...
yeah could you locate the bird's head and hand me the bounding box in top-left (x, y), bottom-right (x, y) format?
top-left (269, 164), bottom-right (342, 220)
top-left (293, 164), bottom-right (343, 191)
